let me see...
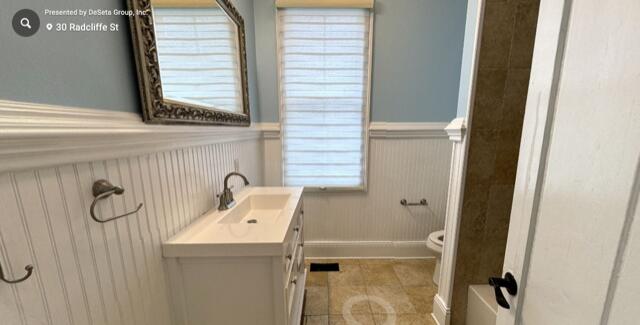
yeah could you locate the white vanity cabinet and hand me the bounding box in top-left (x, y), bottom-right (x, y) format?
top-left (163, 187), bottom-right (305, 325)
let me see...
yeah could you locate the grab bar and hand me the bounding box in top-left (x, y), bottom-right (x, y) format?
top-left (400, 199), bottom-right (428, 206)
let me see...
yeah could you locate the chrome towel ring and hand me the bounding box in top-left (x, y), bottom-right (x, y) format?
top-left (0, 260), bottom-right (33, 284)
top-left (90, 179), bottom-right (143, 223)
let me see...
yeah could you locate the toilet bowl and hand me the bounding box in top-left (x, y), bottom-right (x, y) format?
top-left (427, 230), bottom-right (444, 286)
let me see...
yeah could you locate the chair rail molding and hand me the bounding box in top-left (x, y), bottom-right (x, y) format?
top-left (444, 117), bottom-right (466, 142)
top-left (259, 122), bottom-right (281, 139)
top-left (255, 122), bottom-right (449, 140)
top-left (0, 100), bottom-right (273, 173)
top-left (368, 122), bottom-right (448, 138)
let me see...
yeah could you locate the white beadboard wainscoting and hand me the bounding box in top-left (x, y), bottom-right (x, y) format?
top-left (0, 100), bottom-right (263, 325)
top-left (263, 122), bottom-right (453, 257)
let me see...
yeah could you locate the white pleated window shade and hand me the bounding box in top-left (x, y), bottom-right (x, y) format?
top-left (153, 7), bottom-right (242, 112)
top-left (278, 8), bottom-right (371, 188)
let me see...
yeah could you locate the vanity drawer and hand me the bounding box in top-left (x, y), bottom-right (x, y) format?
top-left (284, 208), bottom-right (303, 272)
top-left (285, 230), bottom-right (303, 283)
top-left (285, 246), bottom-right (305, 318)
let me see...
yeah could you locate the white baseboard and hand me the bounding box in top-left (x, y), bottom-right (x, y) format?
top-left (432, 294), bottom-right (451, 325)
top-left (304, 240), bottom-right (433, 258)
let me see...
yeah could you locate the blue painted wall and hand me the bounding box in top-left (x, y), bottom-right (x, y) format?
top-left (456, 0), bottom-right (480, 118)
top-left (252, 0), bottom-right (468, 122)
top-left (0, 0), bottom-right (139, 112)
top-left (1, 0), bottom-right (466, 123)
top-left (253, 0), bottom-right (280, 123)
top-left (0, 0), bottom-right (259, 120)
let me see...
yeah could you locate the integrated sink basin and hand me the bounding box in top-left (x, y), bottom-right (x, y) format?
top-left (162, 186), bottom-right (306, 325)
top-left (218, 194), bottom-right (291, 224)
top-left (162, 186), bottom-right (303, 257)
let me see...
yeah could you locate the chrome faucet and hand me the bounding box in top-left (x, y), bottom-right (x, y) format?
top-left (218, 172), bottom-right (250, 211)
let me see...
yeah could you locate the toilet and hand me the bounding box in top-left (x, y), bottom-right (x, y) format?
top-left (427, 230), bottom-right (445, 285)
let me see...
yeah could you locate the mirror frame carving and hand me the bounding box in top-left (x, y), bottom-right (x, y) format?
top-left (127, 0), bottom-right (251, 126)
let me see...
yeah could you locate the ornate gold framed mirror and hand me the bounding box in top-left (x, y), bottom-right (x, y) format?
top-left (128, 0), bottom-right (250, 126)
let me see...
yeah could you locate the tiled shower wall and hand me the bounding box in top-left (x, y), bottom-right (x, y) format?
top-left (0, 139), bottom-right (262, 325)
top-left (451, 0), bottom-right (541, 324)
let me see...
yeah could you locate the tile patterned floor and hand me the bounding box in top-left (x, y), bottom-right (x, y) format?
top-left (303, 259), bottom-right (438, 325)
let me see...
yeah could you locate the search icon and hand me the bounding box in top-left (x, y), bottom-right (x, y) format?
top-left (12, 9), bottom-right (40, 37)
top-left (20, 17), bottom-right (32, 29)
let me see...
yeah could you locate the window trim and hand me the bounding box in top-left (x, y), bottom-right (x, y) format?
top-left (275, 8), bottom-right (374, 192)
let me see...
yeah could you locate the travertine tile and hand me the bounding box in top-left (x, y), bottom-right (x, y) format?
top-left (307, 259), bottom-right (360, 265)
top-left (393, 262), bottom-right (432, 287)
top-left (329, 314), bottom-right (376, 325)
top-left (394, 259), bottom-right (435, 268)
top-left (478, 2), bottom-right (517, 69)
top-left (499, 69), bottom-right (531, 131)
top-left (306, 315), bottom-right (329, 325)
top-left (472, 69), bottom-right (508, 130)
top-left (366, 286), bottom-right (416, 315)
top-left (359, 259), bottom-right (397, 266)
top-left (329, 264), bottom-right (365, 287)
top-left (329, 286), bottom-right (371, 315)
top-left (362, 264), bottom-right (402, 286)
top-left (509, 1), bottom-right (540, 68)
top-left (373, 313), bottom-right (436, 325)
top-left (306, 286), bottom-right (329, 316)
top-left (404, 286), bottom-right (436, 314)
top-left (307, 270), bottom-right (329, 287)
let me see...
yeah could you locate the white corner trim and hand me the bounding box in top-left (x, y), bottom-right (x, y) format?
top-left (432, 294), bottom-right (451, 325)
top-left (257, 122), bottom-right (281, 139)
top-left (445, 118), bottom-right (466, 142)
top-left (0, 100), bottom-right (267, 173)
top-left (368, 122), bottom-right (448, 138)
top-left (437, 122), bottom-right (470, 313)
top-left (304, 240), bottom-right (433, 258)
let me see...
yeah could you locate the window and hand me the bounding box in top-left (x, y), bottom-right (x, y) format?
top-left (278, 8), bottom-right (372, 189)
top-left (154, 7), bottom-right (242, 112)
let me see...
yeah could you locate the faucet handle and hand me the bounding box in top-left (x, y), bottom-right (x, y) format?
top-left (216, 185), bottom-right (234, 197)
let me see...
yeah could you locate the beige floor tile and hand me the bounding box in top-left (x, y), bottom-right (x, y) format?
top-left (359, 259), bottom-right (397, 266)
top-left (329, 286), bottom-right (372, 315)
top-left (307, 271), bottom-right (329, 287)
top-left (403, 286), bottom-right (436, 314)
top-left (373, 313), bottom-right (436, 325)
top-left (306, 286), bottom-right (329, 316)
top-left (329, 264), bottom-right (366, 287)
top-left (307, 259), bottom-right (361, 265)
top-left (366, 286), bottom-right (417, 315)
top-left (329, 313), bottom-right (376, 325)
top-left (362, 264), bottom-right (402, 286)
top-left (392, 263), bottom-right (432, 287)
top-left (395, 259), bottom-right (435, 268)
top-left (306, 315), bottom-right (329, 325)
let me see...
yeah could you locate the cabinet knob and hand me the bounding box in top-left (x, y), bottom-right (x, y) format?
top-left (294, 226), bottom-right (300, 232)
top-left (286, 254), bottom-right (292, 260)
top-left (291, 277), bottom-right (297, 285)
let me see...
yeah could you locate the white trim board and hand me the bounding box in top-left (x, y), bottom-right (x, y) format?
top-left (304, 240), bottom-right (433, 258)
top-left (248, 122), bottom-right (449, 139)
top-left (0, 100), bottom-right (270, 173)
top-left (0, 99), bottom-right (450, 172)
top-left (432, 293), bottom-right (451, 325)
top-left (369, 122), bottom-right (448, 138)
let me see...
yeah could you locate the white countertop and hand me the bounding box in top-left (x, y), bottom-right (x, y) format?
top-left (162, 186), bottom-right (303, 257)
